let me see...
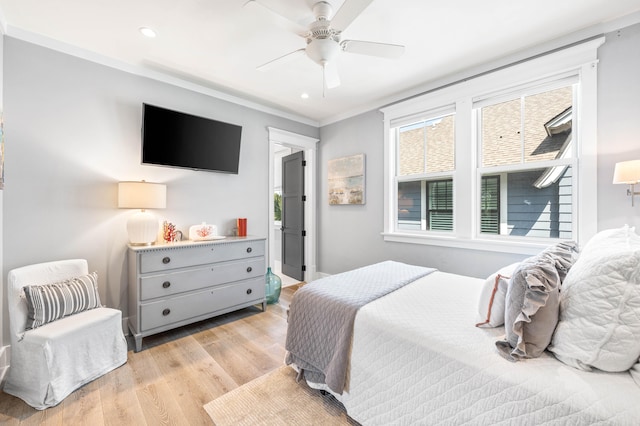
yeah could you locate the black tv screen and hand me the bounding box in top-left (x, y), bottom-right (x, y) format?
top-left (142, 103), bottom-right (242, 174)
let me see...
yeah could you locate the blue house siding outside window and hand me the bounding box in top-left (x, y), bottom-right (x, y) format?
top-left (505, 168), bottom-right (572, 238)
top-left (398, 181), bottom-right (422, 230)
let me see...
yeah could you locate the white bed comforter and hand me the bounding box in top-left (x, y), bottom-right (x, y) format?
top-left (326, 271), bottom-right (640, 425)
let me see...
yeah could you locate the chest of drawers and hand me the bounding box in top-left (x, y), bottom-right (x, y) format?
top-left (127, 236), bottom-right (266, 352)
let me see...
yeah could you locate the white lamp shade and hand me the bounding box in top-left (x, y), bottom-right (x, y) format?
top-left (118, 181), bottom-right (166, 245)
top-left (118, 181), bottom-right (166, 209)
top-left (613, 160), bottom-right (640, 184)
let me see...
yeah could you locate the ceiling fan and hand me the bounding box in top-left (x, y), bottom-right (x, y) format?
top-left (246, 0), bottom-right (405, 91)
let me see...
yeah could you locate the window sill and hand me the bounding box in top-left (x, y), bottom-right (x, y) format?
top-left (381, 231), bottom-right (561, 256)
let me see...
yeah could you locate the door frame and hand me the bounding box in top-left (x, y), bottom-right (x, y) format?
top-left (268, 127), bottom-right (318, 282)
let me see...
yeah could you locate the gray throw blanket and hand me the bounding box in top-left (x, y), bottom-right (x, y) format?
top-left (285, 261), bottom-right (436, 394)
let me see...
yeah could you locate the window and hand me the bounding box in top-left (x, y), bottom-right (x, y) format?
top-left (382, 38), bottom-right (601, 254)
top-left (427, 179), bottom-right (453, 230)
top-left (478, 85), bottom-right (574, 239)
top-left (395, 113), bottom-right (455, 232)
top-left (480, 175), bottom-right (500, 234)
top-left (274, 191), bottom-right (282, 221)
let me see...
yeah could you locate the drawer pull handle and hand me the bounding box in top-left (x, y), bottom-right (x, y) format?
top-left (246, 289), bottom-right (252, 295)
top-left (246, 267), bottom-right (253, 273)
top-left (162, 308), bottom-right (171, 316)
top-left (246, 247), bottom-right (252, 253)
top-left (162, 281), bottom-right (171, 289)
top-left (162, 257), bottom-right (171, 264)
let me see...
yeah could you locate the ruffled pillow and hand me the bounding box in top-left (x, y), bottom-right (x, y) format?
top-left (476, 262), bottom-right (520, 328)
top-left (496, 241), bottom-right (577, 360)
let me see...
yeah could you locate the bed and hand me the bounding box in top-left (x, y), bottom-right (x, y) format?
top-left (285, 229), bottom-right (640, 425)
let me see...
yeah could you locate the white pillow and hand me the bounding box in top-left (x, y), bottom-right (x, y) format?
top-left (476, 262), bottom-right (520, 328)
top-left (549, 225), bottom-right (640, 372)
top-left (631, 360), bottom-right (640, 388)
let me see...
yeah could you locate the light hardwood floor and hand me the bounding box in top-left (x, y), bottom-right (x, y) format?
top-left (0, 284), bottom-right (303, 425)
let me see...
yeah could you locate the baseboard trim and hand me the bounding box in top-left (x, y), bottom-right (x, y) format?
top-left (122, 317), bottom-right (131, 336)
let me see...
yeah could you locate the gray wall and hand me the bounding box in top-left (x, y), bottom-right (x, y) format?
top-left (317, 23), bottom-right (640, 279)
top-left (597, 23), bottom-right (640, 229)
top-left (2, 37), bottom-right (318, 342)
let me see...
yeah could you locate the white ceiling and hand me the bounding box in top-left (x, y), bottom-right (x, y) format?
top-left (1, 0), bottom-right (639, 125)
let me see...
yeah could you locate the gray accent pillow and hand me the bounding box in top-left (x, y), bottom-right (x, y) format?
top-left (24, 272), bottom-right (102, 329)
top-left (496, 241), bottom-right (577, 361)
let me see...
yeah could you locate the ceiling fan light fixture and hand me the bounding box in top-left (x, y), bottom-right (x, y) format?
top-left (306, 38), bottom-right (341, 65)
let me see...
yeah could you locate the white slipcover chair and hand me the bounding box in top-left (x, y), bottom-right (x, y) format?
top-left (4, 259), bottom-right (127, 410)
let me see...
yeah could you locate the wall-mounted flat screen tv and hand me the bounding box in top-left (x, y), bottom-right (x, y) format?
top-left (142, 103), bottom-right (242, 174)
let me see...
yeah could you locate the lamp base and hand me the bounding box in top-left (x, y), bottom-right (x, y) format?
top-left (127, 210), bottom-right (160, 246)
top-left (129, 241), bottom-right (156, 247)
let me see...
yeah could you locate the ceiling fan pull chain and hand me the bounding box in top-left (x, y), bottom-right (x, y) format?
top-left (323, 64), bottom-right (327, 98)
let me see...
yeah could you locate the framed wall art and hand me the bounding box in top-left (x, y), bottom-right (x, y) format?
top-left (328, 153), bottom-right (365, 205)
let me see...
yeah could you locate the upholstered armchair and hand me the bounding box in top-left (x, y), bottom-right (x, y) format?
top-left (4, 259), bottom-right (127, 409)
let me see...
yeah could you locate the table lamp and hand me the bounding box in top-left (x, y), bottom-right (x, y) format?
top-left (118, 181), bottom-right (167, 245)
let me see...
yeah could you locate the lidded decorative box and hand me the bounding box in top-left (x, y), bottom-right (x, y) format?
top-left (188, 222), bottom-right (219, 241)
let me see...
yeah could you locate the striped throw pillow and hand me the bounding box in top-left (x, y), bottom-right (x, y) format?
top-left (24, 272), bottom-right (102, 330)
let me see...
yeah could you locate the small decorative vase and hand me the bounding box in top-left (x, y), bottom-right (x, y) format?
top-left (188, 222), bottom-right (218, 241)
top-left (265, 267), bottom-right (282, 304)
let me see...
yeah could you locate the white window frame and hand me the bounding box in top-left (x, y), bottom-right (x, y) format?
top-left (395, 108), bottom-right (456, 233)
top-left (381, 38), bottom-right (603, 255)
top-left (474, 79), bottom-right (578, 239)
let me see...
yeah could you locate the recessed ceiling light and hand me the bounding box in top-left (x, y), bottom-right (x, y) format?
top-left (139, 27), bottom-right (157, 38)
top-left (301, 93), bottom-right (309, 99)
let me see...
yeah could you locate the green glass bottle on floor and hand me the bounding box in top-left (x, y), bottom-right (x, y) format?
top-left (265, 267), bottom-right (282, 304)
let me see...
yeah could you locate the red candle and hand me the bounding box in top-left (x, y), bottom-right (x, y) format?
top-left (237, 218), bottom-right (247, 237)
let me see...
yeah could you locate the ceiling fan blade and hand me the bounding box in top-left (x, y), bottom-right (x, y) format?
top-left (341, 40), bottom-right (405, 58)
top-left (323, 61), bottom-right (341, 89)
top-left (257, 48), bottom-right (306, 71)
top-left (243, 0), bottom-right (309, 37)
top-left (330, 0), bottom-right (374, 32)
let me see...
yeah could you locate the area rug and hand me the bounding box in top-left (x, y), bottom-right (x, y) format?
top-left (204, 365), bottom-right (359, 425)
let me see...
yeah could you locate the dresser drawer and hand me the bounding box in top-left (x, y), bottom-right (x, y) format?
top-left (139, 240), bottom-right (265, 273)
top-left (140, 257), bottom-right (265, 301)
top-left (140, 277), bottom-right (265, 331)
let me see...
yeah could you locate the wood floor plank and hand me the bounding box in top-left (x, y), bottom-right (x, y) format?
top-left (100, 361), bottom-right (147, 426)
top-left (170, 336), bottom-right (240, 399)
top-left (60, 378), bottom-right (104, 426)
top-left (149, 335), bottom-right (237, 425)
top-left (0, 392), bottom-right (27, 425)
top-left (127, 346), bottom-right (189, 425)
top-left (134, 380), bottom-right (190, 426)
top-left (19, 402), bottom-right (62, 426)
top-left (202, 339), bottom-right (264, 386)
